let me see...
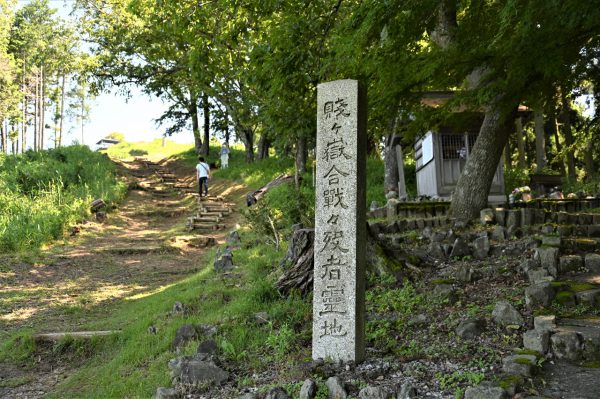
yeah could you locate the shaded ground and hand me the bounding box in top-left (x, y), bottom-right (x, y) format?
top-left (0, 158), bottom-right (243, 398)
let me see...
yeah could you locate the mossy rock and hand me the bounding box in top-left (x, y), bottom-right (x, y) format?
top-left (582, 360), bottom-right (600, 368)
top-left (432, 278), bottom-right (455, 285)
top-left (495, 374), bottom-right (524, 390)
top-left (551, 281), bottom-right (597, 293)
top-left (515, 348), bottom-right (540, 356)
top-left (554, 291), bottom-right (576, 306)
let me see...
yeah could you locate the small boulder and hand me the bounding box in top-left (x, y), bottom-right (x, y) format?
top-left (455, 319), bottom-right (485, 339)
top-left (534, 247), bottom-right (559, 277)
top-left (254, 311), bottom-right (270, 325)
top-left (456, 265), bottom-right (480, 283)
top-left (472, 236), bottom-right (490, 260)
top-left (491, 225), bottom-right (506, 241)
top-left (551, 331), bottom-right (584, 361)
top-left (357, 385), bottom-right (393, 399)
top-left (197, 340), bottom-right (218, 356)
top-left (526, 268), bottom-right (554, 284)
top-left (227, 230), bottom-right (242, 247)
top-left (523, 329), bottom-right (550, 354)
top-left (95, 211), bottom-right (107, 223)
top-left (502, 354), bottom-right (538, 377)
top-left (480, 208), bottom-right (495, 224)
top-left (558, 255), bottom-right (583, 274)
top-left (264, 387), bottom-right (290, 399)
top-left (168, 355), bottom-right (229, 385)
top-left (464, 383), bottom-right (508, 399)
top-left (214, 248), bottom-right (234, 272)
top-left (492, 301), bottom-right (524, 326)
top-left (396, 382), bottom-right (417, 398)
top-left (326, 376), bottom-right (347, 399)
top-left (91, 198), bottom-right (106, 212)
top-left (172, 301), bottom-right (184, 314)
top-left (433, 283), bottom-right (459, 304)
top-left (449, 237), bottom-right (470, 258)
top-left (299, 379), bottom-right (317, 399)
top-left (533, 315), bottom-right (557, 332)
top-left (506, 210), bottom-right (521, 230)
top-left (584, 253), bottom-right (600, 273)
top-left (525, 282), bottom-right (555, 308)
top-left (172, 324), bottom-right (198, 349)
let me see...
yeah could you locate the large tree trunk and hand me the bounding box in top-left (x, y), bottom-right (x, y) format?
top-left (550, 115), bottom-right (566, 176)
top-left (534, 108), bottom-right (547, 172)
top-left (451, 103), bottom-right (516, 221)
top-left (295, 136), bottom-right (307, 187)
top-left (40, 65), bottom-right (45, 150)
top-left (200, 93), bottom-right (210, 155)
top-left (224, 111), bottom-right (230, 145)
top-left (276, 228), bottom-right (315, 297)
top-left (560, 94), bottom-right (576, 179)
top-left (0, 122), bottom-right (5, 153)
top-left (241, 127), bottom-right (254, 163)
top-left (515, 117), bottom-right (526, 169)
top-left (384, 133), bottom-right (399, 199)
top-left (58, 71), bottom-right (66, 147)
top-left (34, 70), bottom-right (38, 151)
top-left (188, 92), bottom-right (202, 154)
top-left (257, 135), bottom-right (270, 160)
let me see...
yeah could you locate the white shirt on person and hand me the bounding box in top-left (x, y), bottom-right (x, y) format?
top-left (196, 162), bottom-right (210, 178)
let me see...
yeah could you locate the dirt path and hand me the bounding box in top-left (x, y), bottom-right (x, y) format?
top-left (0, 158), bottom-right (242, 398)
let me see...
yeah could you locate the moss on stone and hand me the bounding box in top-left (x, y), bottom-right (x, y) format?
top-left (554, 291), bottom-right (576, 305)
top-left (515, 348), bottom-right (540, 356)
top-left (432, 278), bottom-right (455, 285)
top-left (551, 281), bottom-right (596, 293)
top-left (514, 357), bottom-right (535, 366)
top-left (495, 374), bottom-right (523, 389)
top-left (582, 360), bottom-right (600, 368)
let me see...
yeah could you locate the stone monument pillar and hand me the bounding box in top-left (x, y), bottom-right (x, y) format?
top-left (313, 79), bottom-right (366, 362)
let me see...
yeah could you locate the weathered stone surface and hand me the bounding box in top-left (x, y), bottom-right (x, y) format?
top-left (551, 331), bottom-right (584, 361)
top-left (214, 248), bottom-right (234, 272)
top-left (527, 268), bottom-right (554, 284)
top-left (433, 283), bottom-right (459, 304)
top-left (588, 225), bottom-right (600, 237)
top-left (172, 324), bottom-right (198, 349)
top-left (540, 224), bottom-right (555, 234)
top-left (386, 199), bottom-right (400, 220)
top-left (534, 315), bottom-right (557, 332)
top-left (585, 253), bottom-right (600, 273)
top-left (299, 379), bottom-right (317, 399)
top-left (197, 340), bottom-right (218, 356)
top-left (534, 247), bottom-right (559, 277)
top-left (491, 225), bottom-right (506, 241)
top-left (495, 208), bottom-right (507, 226)
top-left (455, 319), bottom-right (485, 339)
top-left (519, 258), bottom-right (539, 275)
top-left (168, 356), bottom-right (229, 385)
top-left (506, 210), bottom-right (521, 230)
top-left (464, 383), bottom-right (508, 399)
top-left (575, 288), bottom-right (600, 306)
top-left (449, 237), bottom-right (470, 258)
top-left (357, 386), bottom-right (393, 399)
top-left (525, 282), bottom-right (555, 308)
top-left (314, 80), bottom-right (366, 363)
top-left (556, 211), bottom-right (569, 224)
top-left (429, 242), bottom-right (446, 259)
top-left (237, 394), bottom-right (257, 399)
top-left (523, 329), bottom-right (550, 354)
top-left (541, 235), bottom-right (561, 247)
top-left (172, 301), bottom-right (185, 315)
top-left (326, 376), bottom-right (347, 399)
top-left (502, 354), bottom-right (537, 377)
top-left (480, 208), bottom-right (495, 224)
top-left (558, 255), bottom-right (583, 274)
top-left (155, 387), bottom-right (178, 399)
top-left (521, 208), bottom-right (535, 226)
top-left (492, 301), bottom-right (524, 326)
top-left (456, 265), bottom-right (480, 283)
top-left (472, 236), bottom-right (490, 259)
top-left (264, 387), bottom-right (290, 399)
top-left (227, 230), bottom-right (242, 247)
top-left (254, 311), bottom-right (270, 325)
top-left (396, 382), bottom-right (418, 398)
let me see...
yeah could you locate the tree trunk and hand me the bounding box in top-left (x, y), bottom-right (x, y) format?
top-left (34, 70), bottom-right (38, 151)
top-left (257, 135), bottom-right (270, 160)
top-left (295, 136), bottom-right (307, 187)
top-left (224, 111), bottom-right (230, 145)
top-left (59, 71), bottom-right (66, 147)
top-left (504, 140), bottom-right (511, 168)
top-left (560, 94), bottom-right (576, 180)
top-left (40, 65), bottom-right (45, 150)
top-left (200, 93), bottom-right (210, 155)
top-left (534, 108), bottom-right (546, 172)
top-left (396, 144), bottom-right (407, 199)
top-left (0, 122), bottom-right (5, 153)
top-left (515, 117), bottom-right (526, 169)
top-left (80, 95), bottom-right (85, 145)
top-left (21, 69), bottom-right (26, 153)
top-left (550, 115), bottom-right (566, 176)
top-left (384, 133), bottom-right (399, 199)
top-left (242, 127), bottom-right (254, 163)
top-left (451, 103), bottom-right (516, 221)
top-left (276, 228), bottom-right (315, 297)
top-left (189, 92), bottom-right (202, 154)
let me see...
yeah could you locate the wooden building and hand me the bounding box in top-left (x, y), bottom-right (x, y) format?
top-left (95, 138), bottom-right (120, 151)
top-left (414, 92), bottom-right (506, 204)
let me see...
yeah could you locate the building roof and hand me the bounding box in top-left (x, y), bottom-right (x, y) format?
top-left (96, 138), bottom-right (120, 145)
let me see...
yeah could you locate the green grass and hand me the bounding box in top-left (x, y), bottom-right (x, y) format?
top-left (104, 138), bottom-right (195, 161)
top-left (0, 146), bottom-right (126, 251)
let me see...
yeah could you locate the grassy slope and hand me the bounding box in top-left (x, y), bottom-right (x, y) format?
top-left (2, 142), bottom-right (388, 398)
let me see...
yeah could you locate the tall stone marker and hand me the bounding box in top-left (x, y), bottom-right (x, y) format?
top-left (313, 79), bottom-right (366, 362)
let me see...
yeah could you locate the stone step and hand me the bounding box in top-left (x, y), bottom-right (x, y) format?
top-left (199, 206), bottom-right (232, 215)
top-left (188, 223), bottom-right (226, 231)
top-left (197, 195), bottom-right (225, 202)
top-left (562, 237), bottom-right (600, 251)
top-left (189, 216), bottom-right (221, 223)
top-left (368, 217), bottom-right (451, 235)
top-left (198, 211), bottom-right (225, 218)
top-left (552, 318), bottom-right (600, 362)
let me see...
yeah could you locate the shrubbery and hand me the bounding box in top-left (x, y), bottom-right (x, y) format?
top-left (0, 146), bottom-right (126, 251)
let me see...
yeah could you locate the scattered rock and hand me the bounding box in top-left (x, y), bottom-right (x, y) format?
top-left (198, 324), bottom-right (218, 337)
top-left (534, 315), bottom-right (557, 332)
top-left (456, 265), bottom-right (480, 283)
top-left (558, 255), bottom-right (583, 274)
top-left (214, 248), bottom-right (234, 272)
top-left (396, 382), bottom-right (418, 398)
top-left (502, 354), bottom-right (537, 377)
top-left (492, 301), bottom-right (524, 326)
top-left (472, 236), bottom-right (490, 259)
top-left (519, 258), bottom-right (539, 275)
top-left (197, 340), bottom-right (218, 356)
top-left (358, 385), bottom-right (393, 399)
top-left (95, 211), bottom-right (107, 223)
top-left (227, 230), bottom-right (242, 247)
top-left (541, 235), bottom-right (561, 247)
top-left (326, 376), bottom-right (347, 399)
top-left (575, 288), bottom-right (600, 306)
top-left (254, 311), bottom-right (270, 325)
top-left (464, 382), bottom-right (508, 399)
top-left (455, 319), bottom-right (485, 339)
top-left (480, 208), bottom-right (495, 224)
top-left (491, 226), bottom-right (506, 241)
top-left (264, 387), bottom-right (290, 399)
top-left (449, 237), bottom-right (470, 258)
top-left (429, 242), bottom-right (446, 259)
top-left (172, 301), bottom-right (184, 314)
top-left (299, 379), bottom-right (317, 399)
top-left (172, 324), bottom-right (198, 349)
top-left (525, 282), bottom-right (555, 308)
top-left (408, 314), bottom-right (428, 327)
top-left (584, 253), bottom-right (600, 273)
top-left (523, 329), bottom-right (550, 354)
top-left (91, 198), bottom-right (106, 212)
top-left (534, 247), bottom-right (559, 277)
top-left (551, 331), bottom-right (584, 361)
top-left (148, 325), bottom-right (157, 334)
top-left (526, 268), bottom-right (554, 284)
top-left (433, 283), bottom-right (459, 304)
top-left (168, 355), bottom-right (229, 385)
top-left (155, 387), bottom-right (178, 399)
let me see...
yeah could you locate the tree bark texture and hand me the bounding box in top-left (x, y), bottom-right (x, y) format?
top-left (295, 136), bottom-right (307, 188)
top-left (188, 92), bottom-right (202, 154)
top-left (451, 102), bottom-right (516, 220)
top-left (534, 108), bottom-right (546, 172)
top-left (257, 135), bottom-right (270, 160)
top-left (515, 117), bottom-right (526, 169)
top-left (276, 228), bottom-right (314, 297)
top-left (200, 93), bottom-right (210, 155)
top-left (560, 95), bottom-right (576, 179)
top-left (59, 71), bottom-right (66, 147)
top-left (384, 133), bottom-right (399, 199)
top-left (396, 144), bottom-right (407, 198)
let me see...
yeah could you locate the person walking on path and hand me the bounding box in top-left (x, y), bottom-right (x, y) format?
top-left (220, 144), bottom-right (230, 169)
top-left (196, 156), bottom-right (210, 197)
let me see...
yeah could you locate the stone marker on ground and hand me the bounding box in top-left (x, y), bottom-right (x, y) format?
top-left (313, 79), bottom-right (366, 362)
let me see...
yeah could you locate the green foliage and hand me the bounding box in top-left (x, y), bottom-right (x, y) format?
top-left (0, 145), bottom-right (126, 251)
top-left (105, 139), bottom-right (194, 161)
top-left (504, 167), bottom-right (530, 196)
top-left (435, 370), bottom-right (485, 398)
